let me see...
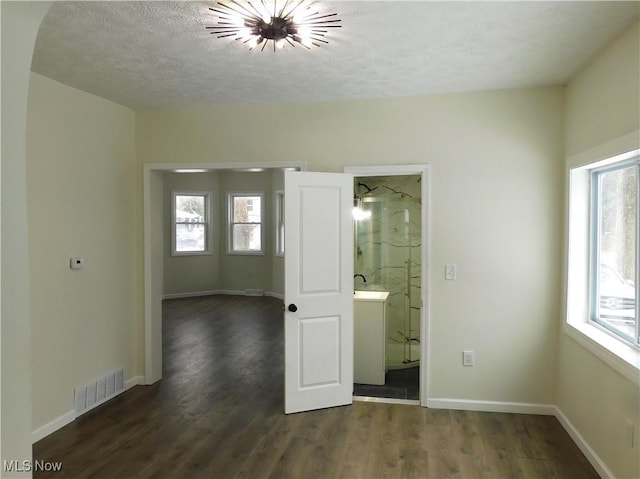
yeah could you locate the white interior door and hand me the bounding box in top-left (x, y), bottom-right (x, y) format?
top-left (284, 171), bottom-right (353, 414)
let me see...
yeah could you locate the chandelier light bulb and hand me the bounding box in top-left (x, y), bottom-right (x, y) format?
top-left (206, 1), bottom-right (341, 51)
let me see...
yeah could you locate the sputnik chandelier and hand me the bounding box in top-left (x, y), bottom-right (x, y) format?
top-left (206, 1), bottom-right (341, 51)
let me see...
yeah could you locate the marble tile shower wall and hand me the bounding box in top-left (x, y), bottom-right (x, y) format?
top-left (354, 175), bottom-right (422, 365)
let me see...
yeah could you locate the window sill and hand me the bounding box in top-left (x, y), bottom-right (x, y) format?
top-left (564, 320), bottom-right (640, 385)
top-left (171, 251), bottom-right (212, 257)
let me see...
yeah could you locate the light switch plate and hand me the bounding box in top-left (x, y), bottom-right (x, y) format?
top-left (445, 264), bottom-right (457, 280)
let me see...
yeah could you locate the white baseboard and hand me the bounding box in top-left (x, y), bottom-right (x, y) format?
top-left (426, 398), bottom-right (557, 415)
top-left (162, 290), bottom-right (219, 299)
top-left (32, 410), bottom-right (75, 444)
top-left (554, 407), bottom-right (614, 479)
top-left (32, 375), bottom-right (145, 444)
top-left (427, 398), bottom-right (613, 478)
top-left (163, 290), bottom-right (284, 300)
top-left (126, 375), bottom-right (145, 390)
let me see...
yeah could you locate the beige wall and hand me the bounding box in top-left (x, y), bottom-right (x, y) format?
top-left (565, 23), bottom-right (640, 158)
top-left (1, 2), bottom-right (53, 474)
top-left (560, 22), bottom-right (640, 479)
top-left (137, 85), bottom-right (565, 404)
top-left (26, 73), bottom-right (138, 431)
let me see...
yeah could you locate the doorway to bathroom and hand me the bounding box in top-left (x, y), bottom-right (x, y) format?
top-left (346, 165), bottom-right (429, 405)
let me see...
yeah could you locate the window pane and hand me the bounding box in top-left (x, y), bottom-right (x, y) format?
top-left (176, 195), bottom-right (205, 222)
top-left (233, 196), bottom-right (261, 223)
top-left (596, 166), bottom-right (637, 339)
top-left (232, 224), bottom-right (261, 251)
top-left (176, 223), bottom-right (205, 252)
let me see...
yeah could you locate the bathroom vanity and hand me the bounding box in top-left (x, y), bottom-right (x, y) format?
top-left (353, 291), bottom-right (389, 385)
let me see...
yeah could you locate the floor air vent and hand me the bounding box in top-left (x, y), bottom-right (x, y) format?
top-left (74, 368), bottom-right (125, 416)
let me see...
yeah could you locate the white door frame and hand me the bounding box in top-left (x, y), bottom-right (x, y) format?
top-left (143, 161), bottom-right (307, 384)
top-left (344, 164), bottom-right (430, 407)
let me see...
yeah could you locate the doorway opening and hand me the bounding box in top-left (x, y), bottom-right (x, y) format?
top-left (143, 161), bottom-right (305, 384)
top-left (345, 165), bottom-right (429, 406)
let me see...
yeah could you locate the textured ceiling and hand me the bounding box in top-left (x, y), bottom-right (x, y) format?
top-left (32, 1), bottom-right (639, 110)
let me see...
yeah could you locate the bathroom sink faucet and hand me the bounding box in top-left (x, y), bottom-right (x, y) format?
top-left (354, 274), bottom-right (367, 284)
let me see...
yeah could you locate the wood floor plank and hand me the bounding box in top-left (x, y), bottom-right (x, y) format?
top-left (33, 295), bottom-right (600, 479)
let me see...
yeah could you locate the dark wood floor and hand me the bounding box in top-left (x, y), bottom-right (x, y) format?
top-left (33, 295), bottom-right (598, 479)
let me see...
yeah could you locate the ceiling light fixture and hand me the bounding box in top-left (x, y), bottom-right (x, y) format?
top-left (206, 1), bottom-right (341, 51)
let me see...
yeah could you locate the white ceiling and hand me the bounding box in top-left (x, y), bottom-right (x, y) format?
top-left (31, 1), bottom-right (639, 110)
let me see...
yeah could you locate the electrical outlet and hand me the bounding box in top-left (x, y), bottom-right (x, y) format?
top-left (70, 256), bottom-right (84, 270)
top-left (463, 350), bottom-right (474, 366)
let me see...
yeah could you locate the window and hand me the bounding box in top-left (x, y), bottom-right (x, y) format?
top-left (275, 190), bottom-right (285, 256)
top-left (228, 192), bottom-right (264, 254)
top-left (590, 160), bottom-right (639, 345)
top-left (172, 191), bottom-right (211, 255)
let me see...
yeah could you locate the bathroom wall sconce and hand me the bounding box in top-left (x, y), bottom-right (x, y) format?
top-left (353, 196), bottom-right (371, 221)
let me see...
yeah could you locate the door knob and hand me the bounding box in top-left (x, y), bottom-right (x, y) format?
top-left (288, 304), bottom-right (298, 312)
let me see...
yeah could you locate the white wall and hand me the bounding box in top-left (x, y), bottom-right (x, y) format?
top-left (137, 85), bottom-right (565, 405)
top-left (560, 22), bottom-right (640, 479)
top-left (1, 2), bottom-right (52, 475)
top-left (26, 73), bottom-right (138, 432)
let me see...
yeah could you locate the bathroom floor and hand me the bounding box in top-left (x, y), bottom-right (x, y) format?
top-left (354, 366), bottom-right (419, 400)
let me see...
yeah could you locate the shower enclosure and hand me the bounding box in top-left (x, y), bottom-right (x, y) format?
top-left (353, 175), bottom-right (422, 369)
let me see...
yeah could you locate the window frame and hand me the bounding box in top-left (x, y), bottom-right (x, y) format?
top-left (589, 160), bottom-right (639, 347)
top-left (275, 190), bottom-right (285, 257)
top-left (171, 190), bottom-right (212, 256)
top-left (565, 140), bottom-right (640, 384)
top-left (227, 191), bottom-right (265, 255)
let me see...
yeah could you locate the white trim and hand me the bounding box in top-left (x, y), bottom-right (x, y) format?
top-left (426, 398), bottom-right (557, 416)
top-left (162, 290), bottom-right (219, 300)
top-left (274, 189), bottom-right (285, 257)
top-left (344, 164), bottom-right (431, 408)
top-left (565, 131), bottom-right (640, 383)
top-left (163, 290), bottom-right (285, 300)
top-left (31, 375), bottom-right (144, 443)
top-left (564, 322), bottom-right (640, 385)
top-left (425, 398), bottom-right (613, 478)
top-left (226, 191), bottom-right (266, 255)
top-left (146, 161), bottom-right (308, 172)
top-left (171, 190), bottom-right (213, 256)
top-left (125, 375), bottom-right (145, 390)
top-left (555, 407), bottom-right (615, 479)
top-left (353, 396), bottom-right (420, 406)
top-left (31, 410), bottom-right (75, 444)
top-left (567, 130), bottom-right (640, 169)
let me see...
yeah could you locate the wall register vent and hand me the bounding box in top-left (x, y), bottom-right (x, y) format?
top-left (74, 367), bottom-right (125, 416)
